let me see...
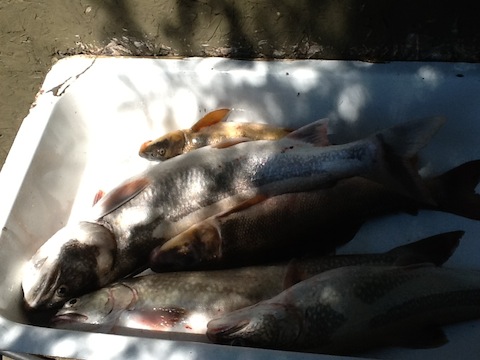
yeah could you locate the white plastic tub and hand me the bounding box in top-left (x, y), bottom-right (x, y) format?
top-left (0, 56), bottom-right (479, 359)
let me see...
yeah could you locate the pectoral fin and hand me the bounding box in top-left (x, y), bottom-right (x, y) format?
top-left (149, 221), bottom-right (222, 272)
top-left (211, 137), bottom-right (253, 149)
top-left (191, 109), bottom-right (231, 132)
top-left (90, 177), bottom-right (151, 219)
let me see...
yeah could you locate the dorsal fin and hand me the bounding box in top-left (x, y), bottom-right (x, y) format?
top-left (90, 177), bottom-right (151, 219)
top-left (191, 109), bottom-right (231, 132)
top-left (284, 118), bottom-right (330, 147)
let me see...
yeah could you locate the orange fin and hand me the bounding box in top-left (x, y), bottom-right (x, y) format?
top-left (91, 177), bottom-right (151, 219)
top-left (216, 194), bottom-right (269, 218)
top-left (92, 189), bottom-right (105, 206)
top-left (211, 137), bottom-right (252, 149)
top-left (284, 118), bottom-right (330, 147)
top-left (191, 108), bottom-right (231, 132)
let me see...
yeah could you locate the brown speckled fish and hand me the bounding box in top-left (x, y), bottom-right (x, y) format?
top-left (149, 158), bottom-right (480, 273)
top-left (138, 109), bottom-right (293, 161)
top-left (206, 264), bottom-right (480, 354)
top-left (52, 231), bottom-right (462, 335)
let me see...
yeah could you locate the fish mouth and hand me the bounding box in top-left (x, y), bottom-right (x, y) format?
top-left (51, 312), bottom-right (89, 325)
top-left (206, 318), bottom-right (250, 343)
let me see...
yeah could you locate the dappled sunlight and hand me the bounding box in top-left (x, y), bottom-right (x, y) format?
top-left (416, 65), bottom-right (443, 88)
top-left (336, 84), bottom-right (369, 123)
top-left (171, 89), bottom-right (200, 129)
top-left (288, 67), bottom-right (324, 94)
top-left (3, 56), bottom-right (480, 358)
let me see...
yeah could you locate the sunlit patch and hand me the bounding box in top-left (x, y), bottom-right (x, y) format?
top-left (319, 284), bottom-right (341, 304)
top-left (184, 312), bottom-right (209, 333)
top-left (172, 89), bottom-right (198, 129)
top-left (289, 67), bottom-right (321, 93)
top-left (50, 337), bottom-right (80, 357)
top-left (417, 66), bottom-right (442, 87)
top-left (85, 332), bottom-right (128, 359)
top-left (0, 323), bottom-right (23, 347)
top-left (116, 206), bottom-right (152, 226)
top-left (337, 84), bottom-right (368, 123)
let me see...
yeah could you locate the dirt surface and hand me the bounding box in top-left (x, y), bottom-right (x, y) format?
top-left (0, 0), bottom-right (479, 167)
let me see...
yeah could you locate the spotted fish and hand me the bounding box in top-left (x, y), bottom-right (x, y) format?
top-left (207, 264), bottom-right (480, 354)
top-left (52, 231), bottom-right (462, 335)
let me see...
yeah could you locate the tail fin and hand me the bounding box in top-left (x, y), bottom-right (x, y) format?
top-left (372, 116), bottom-right (446, 204)
top-left (426, 160), bottom-right (480, 220)
top-left (388, 230), bottom-right (463, 266)
top-left (376, 116), bottom-right (446, 158)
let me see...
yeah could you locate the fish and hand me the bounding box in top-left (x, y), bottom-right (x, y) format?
top-left (139, 108), bottom-right (293, 161)
top-left (51, 231), bottom-right (461, 335)
top-left (206, 264), bottom-right (480, 354)
top-left (149, 158), bottom-right (480, 272)
top-left (22, 116), bottom-right (444, 309)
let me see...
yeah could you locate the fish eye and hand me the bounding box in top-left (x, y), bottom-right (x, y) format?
top-left (158, 148), bottom-right (166, 157)
top-left (66, 298), bottom-right (78, 307)
top-left (56, 285), bottom-right (69, 298)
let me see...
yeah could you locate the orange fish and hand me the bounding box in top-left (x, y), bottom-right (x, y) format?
top-left (139, 109), bottom-right (292, 161)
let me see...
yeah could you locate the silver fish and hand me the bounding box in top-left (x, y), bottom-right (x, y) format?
top-left (206, 264), bottom-right (480, 354)
top-left (22, 116), bottom-right (445, 309)
top-left (51, 232), bottom-right (461, 335)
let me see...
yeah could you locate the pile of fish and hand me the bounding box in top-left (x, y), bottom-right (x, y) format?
top-left (21, 109), bottom-right (480, 355)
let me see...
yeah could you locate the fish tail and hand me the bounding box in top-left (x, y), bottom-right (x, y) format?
top-left (426, 160), bottom-right (480, 220)
top-left (372, 116), bottom-right (446, 204)
top-left (388, 230), bottom-right (464, 266)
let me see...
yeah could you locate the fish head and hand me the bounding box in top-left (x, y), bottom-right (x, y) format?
top-left (139, 131), bottom-right (185, 161)
top-left (22, 221), bottom-right (117, 310)
top-left (206, 302), bottom-right (303, 349)
top-left (52, 283), bottom-right (136, 331)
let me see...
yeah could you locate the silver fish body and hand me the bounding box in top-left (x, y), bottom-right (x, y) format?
top-left (22, 116), bottom-right (445, 309)
top-left (51, 231), bottom-right (460, 335)
top-left (206, 265), bottom-right (480, 354)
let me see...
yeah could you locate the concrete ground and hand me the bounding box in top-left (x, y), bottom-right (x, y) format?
top-left (1, 1), bottom-right (479, 168)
